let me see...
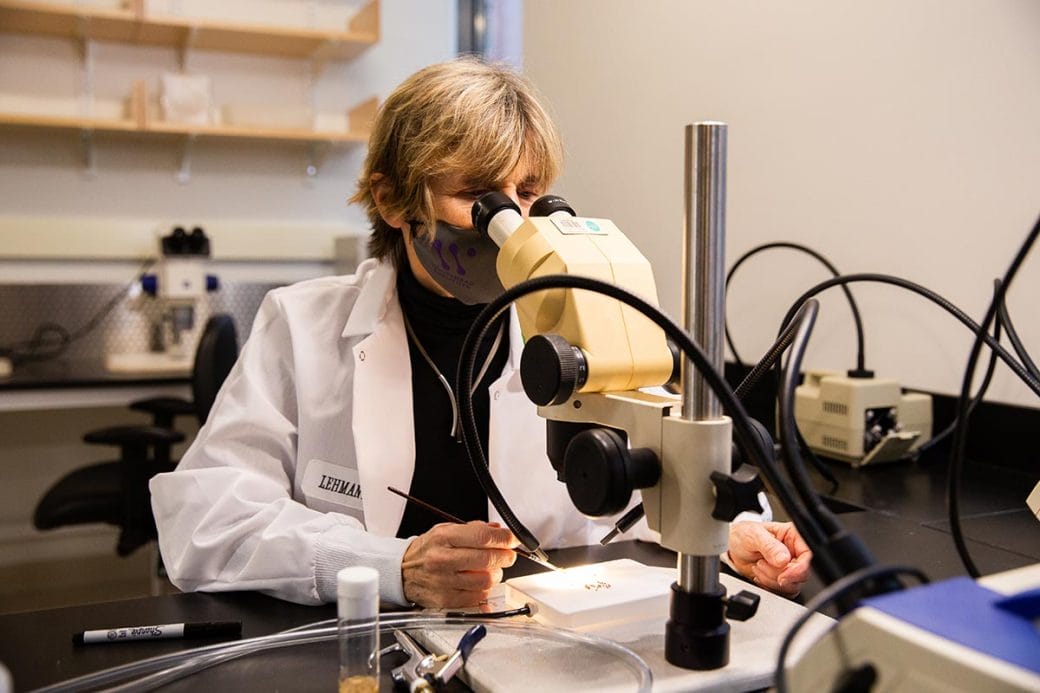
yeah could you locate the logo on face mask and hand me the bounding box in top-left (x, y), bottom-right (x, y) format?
top-left (411, 220), bottom-right (505, 305)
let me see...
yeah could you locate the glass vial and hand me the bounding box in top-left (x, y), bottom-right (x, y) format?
top-left (337, 566), bottom-right (380, 693)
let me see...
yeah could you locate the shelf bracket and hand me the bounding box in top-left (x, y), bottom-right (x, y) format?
top-left (306, 141), bottom-right (330, 178)
top-left (78, 34), bottom-right (95, 119)
top-left (306, 57), bottom-right (326, 126)
top-left (176, 134), bottom-right (197, 184)
top-left (179, 26), bottom-right (198, 71)
top-left (81, 129), bottom-right (97, 179)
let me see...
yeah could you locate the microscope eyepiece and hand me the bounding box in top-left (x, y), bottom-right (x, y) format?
top-left (530, 195), bottom-right (575, 218)
top-left (161, 226), bottom-right (210, 256)
top-left (472, 192), bottom-right (520, 237)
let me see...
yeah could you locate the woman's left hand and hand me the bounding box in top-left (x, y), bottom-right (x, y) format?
top-left (727, 521), bottom-right (812, 597)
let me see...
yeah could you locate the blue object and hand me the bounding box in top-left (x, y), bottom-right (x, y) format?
top-left (457, 624), bottom-right (487, 661)
top-left (995, 587), bottom-right (1040, 621)
top-left (865, 577), bottom-right (1040, 674)
top-left (206, 275), bottom-right (219, 292)
top-left (141, 275), bottom-right (158, 297)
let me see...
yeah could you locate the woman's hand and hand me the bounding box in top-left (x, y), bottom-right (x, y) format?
top-left (401, 521), bottom-right (518, 608)
top-left (727, 521), bottom-right (813, 597)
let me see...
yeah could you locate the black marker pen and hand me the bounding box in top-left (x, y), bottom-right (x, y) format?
top-left (73, 621), bottom-right (242, 645)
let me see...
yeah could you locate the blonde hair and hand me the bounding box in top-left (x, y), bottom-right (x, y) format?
top-left (350, 57), bottom-right (563, 267)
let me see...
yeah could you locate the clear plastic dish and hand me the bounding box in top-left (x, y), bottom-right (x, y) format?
top-left (36, 615), bottom-right (652, 693)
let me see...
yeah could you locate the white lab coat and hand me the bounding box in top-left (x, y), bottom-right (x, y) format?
top-left (151, 259), bottom-right (653, 606)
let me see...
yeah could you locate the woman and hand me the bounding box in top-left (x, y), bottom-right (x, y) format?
top-left (151, 58), bottom-right (810, 609)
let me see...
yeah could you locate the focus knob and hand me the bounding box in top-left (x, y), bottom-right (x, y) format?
top-left (564, 428), bottom-right (660, 517)
top-left (710, 465), bottom-right (764, 522)
top-left (520, 334), bottom-right (587, 406)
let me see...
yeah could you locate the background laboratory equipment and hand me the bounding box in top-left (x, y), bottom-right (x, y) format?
top-left (106, 227), bottom-right (218, 375)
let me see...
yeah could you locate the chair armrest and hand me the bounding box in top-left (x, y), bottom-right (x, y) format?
top-left (84, 426), bottom-right (185, 447)
top-left (130, 397), bottom-right (195, 428)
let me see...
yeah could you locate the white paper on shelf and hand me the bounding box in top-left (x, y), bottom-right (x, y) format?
top-left (160, 73), bottom-right (212, 126)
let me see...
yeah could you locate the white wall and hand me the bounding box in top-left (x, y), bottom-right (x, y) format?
top-left (524, 0), bottom-right (1040, 406)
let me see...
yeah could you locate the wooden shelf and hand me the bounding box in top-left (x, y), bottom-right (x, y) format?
top-left (0, 0), bottom-right (379, 59)
top-left (0, 3), bottom-right (381, 173)
top-left (145, 121), bottom-right (369, 144)
top-left (0, 111), bottom-right (138, 134)
top-left (0, 113), bottom-right (372, 143)
top-left (0, 89), bottom-right (377, 144)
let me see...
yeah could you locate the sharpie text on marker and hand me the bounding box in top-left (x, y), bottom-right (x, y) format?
top-left (73, 621), bottom-right (242, 645)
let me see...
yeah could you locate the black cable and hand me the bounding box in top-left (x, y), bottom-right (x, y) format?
top-left (773, 564), bottom-right (930, 693)
top-left (445, 604), bottom-right (532, 619)
top-left (0, 322), bottom-right (71, 364)
top-left (733, 309), bottom-right (802, 401)
top-left (777, 273), bottom-right (1040, 399)
top-left (949, 215), bottom-right (1040, 578)
top-left (455, 274), bottom-right (826, 568)
top-left (997, 291), bottom-right (1040, 384)
top-left (0, 259), bottom-right (155, 365)
top-left (598, 502), bottom-right (647, 545)
top-left (772, 300), bottom-right (881, 596)
top-left (726, 242), bottom-right (867, 373)
top-left (734, 312), bottom-right (840, 493)
top-left (915, 280), bottom-right (1003, 456)
top-left (775, 299), bottom-right (844, 539)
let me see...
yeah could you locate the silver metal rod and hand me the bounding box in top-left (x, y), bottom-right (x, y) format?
top-left (677, 121), bottom-right (729, 594)
top-left (679, 553), bottom-right (721, 592)
top-left (682, 122), bottom-right (728, 421)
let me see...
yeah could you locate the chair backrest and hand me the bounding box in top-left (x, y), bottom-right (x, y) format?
top-left (191, 314), bottom-right (239, 424)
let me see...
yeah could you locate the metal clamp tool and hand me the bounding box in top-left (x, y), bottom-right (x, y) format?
top-left (382, 624), bottom-right (487, 691)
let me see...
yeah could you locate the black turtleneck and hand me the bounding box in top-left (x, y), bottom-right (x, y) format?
top-left (394, 261), bottom-right (509, 539)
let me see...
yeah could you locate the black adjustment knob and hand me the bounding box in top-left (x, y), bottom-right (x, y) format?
top-left (472, 191), bottom-right (520, 237)
top-left (530, 194), bottom-right (575, 218)
top-left (710, 465), bottom-right (764, 522)
top-left (564, 428), bottom-right (660, 517)
top-left (724, 590), bottom-right (760, 622)
top-left (520, 334), bottom-right (587, 406)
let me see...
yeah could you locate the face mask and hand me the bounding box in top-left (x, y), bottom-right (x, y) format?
top-left (409, 219), bottom-right (505, 305)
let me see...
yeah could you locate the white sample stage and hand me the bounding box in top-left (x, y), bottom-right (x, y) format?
top-left (504, 558), bottom-right (674, 629)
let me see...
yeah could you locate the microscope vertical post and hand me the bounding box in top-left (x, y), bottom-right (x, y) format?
top-left (683, 123), bottom-right (727, 589)
top-left (665, 121), bottom-right (731, 669)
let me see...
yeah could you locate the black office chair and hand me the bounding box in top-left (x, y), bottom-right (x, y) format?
top-left (127, 313), bottom-right (239, 461)
top-left (33, 314), bottom-right (239, 556)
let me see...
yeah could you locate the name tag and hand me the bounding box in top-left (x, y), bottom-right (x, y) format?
top-left (302, 459), bottom-right (364, 511)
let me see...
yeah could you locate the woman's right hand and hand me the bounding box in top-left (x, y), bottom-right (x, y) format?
top-left (401, 521), bottom-right (518, 608)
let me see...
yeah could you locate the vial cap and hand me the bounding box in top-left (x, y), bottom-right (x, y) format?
top-left (337, 566), bottom-right (379, 601)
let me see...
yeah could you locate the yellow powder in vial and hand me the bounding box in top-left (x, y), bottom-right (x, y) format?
top-left (339, 675), bottom-right (378, 693)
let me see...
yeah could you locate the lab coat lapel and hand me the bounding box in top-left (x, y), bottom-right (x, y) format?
top-left (350, 280), bottom-right (414, 537)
